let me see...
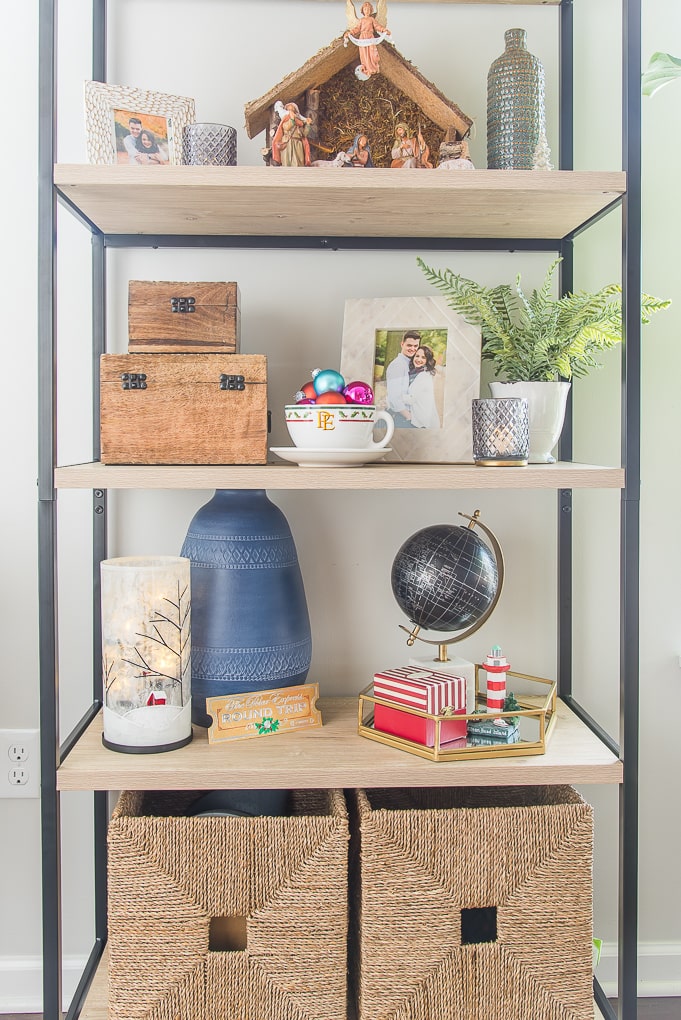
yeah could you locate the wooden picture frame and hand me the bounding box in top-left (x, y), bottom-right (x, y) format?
top-left (84, 81), bottom-right (195, 165)
top-left (340, 296), bottom-right (481, 462)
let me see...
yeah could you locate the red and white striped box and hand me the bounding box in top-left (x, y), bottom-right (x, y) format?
top-left (373, 667), bottom-right (467, 748)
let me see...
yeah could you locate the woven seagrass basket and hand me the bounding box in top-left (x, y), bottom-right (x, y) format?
top-left (350, 786), bottom-right (593, 1020)
top-left (108, 788), bottom-right (349, 1020)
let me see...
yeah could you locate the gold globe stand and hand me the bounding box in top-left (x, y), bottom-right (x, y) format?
top-left (398, 509), bottom-right (506, 659)
top-left (396, 509), bottom-right (505, 714)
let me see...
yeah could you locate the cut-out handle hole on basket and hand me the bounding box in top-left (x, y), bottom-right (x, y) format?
top-left (461, 906), bottom-right (497, 945)
top-left (209, 916), bottom-right (248, 952)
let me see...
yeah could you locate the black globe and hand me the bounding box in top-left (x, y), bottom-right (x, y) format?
top-left (391, 524), bottom-right (499, 633)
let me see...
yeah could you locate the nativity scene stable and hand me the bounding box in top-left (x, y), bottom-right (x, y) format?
top-left (244, 1), bottom-right (474, 170)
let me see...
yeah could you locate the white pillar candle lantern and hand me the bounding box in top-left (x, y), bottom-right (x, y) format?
top-left (101, 556), bottom-right (192, 753)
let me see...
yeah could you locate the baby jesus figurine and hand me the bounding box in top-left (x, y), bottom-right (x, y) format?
top-left (344, 1), bottom-right (392, 81)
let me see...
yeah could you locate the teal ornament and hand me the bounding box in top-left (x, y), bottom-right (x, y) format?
top-left (312, 368), bottom-right (345, 395)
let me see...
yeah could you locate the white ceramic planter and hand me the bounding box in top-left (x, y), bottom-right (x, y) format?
top-left (489, 381), bottom-right (571, 464)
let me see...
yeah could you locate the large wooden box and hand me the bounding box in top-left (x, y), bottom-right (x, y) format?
top-left (128, 281), bottom-right (240, 353)
top-left (100, 353), bottom-right (267, 464)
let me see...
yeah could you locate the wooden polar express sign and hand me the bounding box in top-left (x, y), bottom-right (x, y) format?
top-left (206, 683), bottom-right (321, 744)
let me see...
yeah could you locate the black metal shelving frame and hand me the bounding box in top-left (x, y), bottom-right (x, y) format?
top-left (37, 1), bottom-right (641, 1018)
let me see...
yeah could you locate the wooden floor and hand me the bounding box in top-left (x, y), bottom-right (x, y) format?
top-left (624, 1003), bottom-right (681, 1019)
top-left (5, 1001), bottom-right (681, 1019)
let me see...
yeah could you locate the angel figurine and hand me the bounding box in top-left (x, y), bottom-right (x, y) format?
top-left (344, 2), bottom-right (392, 81)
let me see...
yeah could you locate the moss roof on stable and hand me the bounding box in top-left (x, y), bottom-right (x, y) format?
top-left (244, 35), bottom-right (473, 140)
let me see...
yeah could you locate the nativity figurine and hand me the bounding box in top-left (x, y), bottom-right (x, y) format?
top-left (436, 137), bottom-right (475, 171)
top-left (271, 101), bottom-right (312, 167)
top-left (390, 122), bottom-right (432, 169)
top-left (347, 132), bottom-right (374, 167)
top-left (344, 1), bottom-right (392, 81)
top-left (311, 150), bottom-right (353, 168)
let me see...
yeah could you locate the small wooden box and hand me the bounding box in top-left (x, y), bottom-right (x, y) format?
top-left (100, 353), bottom-right (267, 464)
top-left (128, 281), bottom-right (240, 353)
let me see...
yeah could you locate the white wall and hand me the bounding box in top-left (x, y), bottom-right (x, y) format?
top-left (1, 0), bottom-right (679, 1010)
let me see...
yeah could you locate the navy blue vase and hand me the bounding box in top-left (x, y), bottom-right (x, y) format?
top-left (180, 489), bottom-right (312, 727)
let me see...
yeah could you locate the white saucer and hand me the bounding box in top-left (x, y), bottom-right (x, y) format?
top-left (270, 447), bottom-right (392, 468)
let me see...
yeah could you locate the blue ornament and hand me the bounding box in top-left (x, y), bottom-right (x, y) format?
top-left (312, 368), bottom-right (345, 395)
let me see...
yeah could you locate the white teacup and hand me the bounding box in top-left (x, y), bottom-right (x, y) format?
top-left (285, 404), bottom-right (394, 451)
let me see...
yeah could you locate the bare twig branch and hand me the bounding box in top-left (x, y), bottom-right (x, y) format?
top-left (149, 611), bottom-right (181, 631)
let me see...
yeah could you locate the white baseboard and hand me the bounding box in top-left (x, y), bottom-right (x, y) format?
top-left (1, 944), bottom-right (680, 1012)
top-left (595, 942), bottom-right (681, 997)
top-left (0, 954), bottom-right (88, 1013)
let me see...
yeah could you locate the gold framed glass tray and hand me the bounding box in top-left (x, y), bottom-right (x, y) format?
top-left (357, 668), bottom-right (557, 762)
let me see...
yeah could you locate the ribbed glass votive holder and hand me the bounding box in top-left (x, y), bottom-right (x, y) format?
top-left (472, 397), bottom-right (530, 466)
top-left (182, 122), bottom-right (237, 166)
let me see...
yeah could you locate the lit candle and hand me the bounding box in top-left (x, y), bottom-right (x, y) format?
top-left (101, 556), bottom-right (193, 753)
top-left (491, 425), bottom-right (515, 456)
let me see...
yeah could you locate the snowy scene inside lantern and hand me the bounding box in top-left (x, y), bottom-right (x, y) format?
top-left (100, 556), bottom-right (192, 753)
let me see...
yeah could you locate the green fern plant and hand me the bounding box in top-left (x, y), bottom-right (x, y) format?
top-left (417, 257), bottom-right (669, 383)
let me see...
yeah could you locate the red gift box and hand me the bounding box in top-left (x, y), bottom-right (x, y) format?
top-left (373, 667), bottom-right (467, 747)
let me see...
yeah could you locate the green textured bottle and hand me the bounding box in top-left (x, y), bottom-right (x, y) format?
top-left (487, 28), bottom-right (545, 169)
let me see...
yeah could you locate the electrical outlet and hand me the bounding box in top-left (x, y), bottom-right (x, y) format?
top-left (0, 729), bottom-right (40, 798)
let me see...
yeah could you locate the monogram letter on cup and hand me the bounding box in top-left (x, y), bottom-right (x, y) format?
top-left (285, 405), bottom-right (395, 451)
top-left (317, 410), bottom-right (336, 431)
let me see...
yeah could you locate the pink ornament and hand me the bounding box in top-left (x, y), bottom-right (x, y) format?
top-left (295, 397), bottom-right (316, 405)
top-left (343, 380), bottom-right (374, 405)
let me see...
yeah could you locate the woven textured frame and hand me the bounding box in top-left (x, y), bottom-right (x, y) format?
top-left (108, 789), bottom-right (349, 1020)
top-left (84, 80), bottom-right (195, 165)
top-left (351, 786), bottom-right (593, 1020)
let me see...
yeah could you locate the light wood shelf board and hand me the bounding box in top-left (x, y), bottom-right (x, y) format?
top-left (57, 697), bottom-right (622, 791)
top-left (54, 166), bottom-right (624, 240)
top-left (54, 460), bottom-right (624, 491)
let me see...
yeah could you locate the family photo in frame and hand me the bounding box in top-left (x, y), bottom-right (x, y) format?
top-left (84, 80), bottom-right (195, 165)
top-left (113, 109), bottom-right (170, 165)
top-left (340, 296), bottom-right (481, 462)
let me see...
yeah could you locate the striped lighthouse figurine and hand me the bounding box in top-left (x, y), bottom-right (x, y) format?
top-left (483, 645), bottom-right (510, 714)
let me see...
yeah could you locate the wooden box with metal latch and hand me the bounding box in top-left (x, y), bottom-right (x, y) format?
top-left (128, 281), bottom-right (241, 353)
top-left (100, 353), bottom-right (267, 464)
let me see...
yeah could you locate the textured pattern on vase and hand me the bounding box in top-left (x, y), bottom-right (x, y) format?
top-left (191, 640), bottom-right (313, 683)
top-left (487, 28), bottom-right (545, 170)
top-left (181, 534), bottom-right (299, 568)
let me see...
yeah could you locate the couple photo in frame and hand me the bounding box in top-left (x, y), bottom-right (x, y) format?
top-left (340, 296), bottom-right (481, 462)
top-left (85, 81), bottom-right (195, 165)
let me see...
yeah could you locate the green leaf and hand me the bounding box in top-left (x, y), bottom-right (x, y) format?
top-left (417, 257), bottom-right (670, 382)
top-left (642, 52), bottom-right (681, 97)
